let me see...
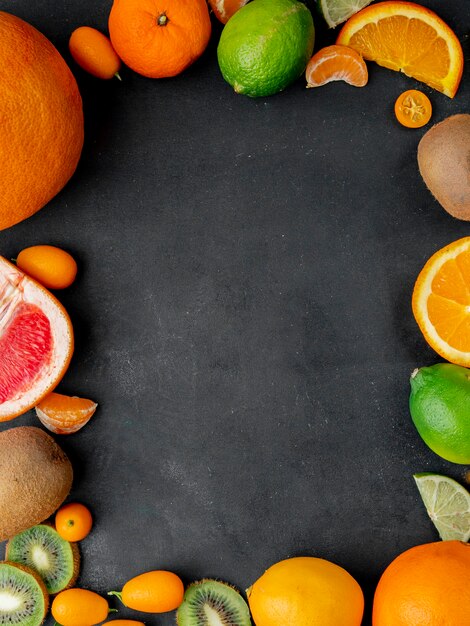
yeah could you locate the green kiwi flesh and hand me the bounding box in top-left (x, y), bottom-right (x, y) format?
top-left (6, 524), bottom-right (79, 594)
top-left (0, 561), bottom-right (48, 626)
top-left (176, 579), bottom-right (251, 626)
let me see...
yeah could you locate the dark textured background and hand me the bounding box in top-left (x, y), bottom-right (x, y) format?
top-left (1, 1), bottom-right (470, 624)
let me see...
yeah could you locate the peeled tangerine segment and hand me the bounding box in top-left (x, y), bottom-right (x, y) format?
top-left (0, 257), bottom-right (73, 421)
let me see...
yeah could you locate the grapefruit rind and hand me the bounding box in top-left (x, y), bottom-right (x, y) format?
top-left (412, 237), bottom-right (470, 367)
top-left (0, 257), bottom-right (73, 421)
top-left (336, 1), bottom-right (464, 97)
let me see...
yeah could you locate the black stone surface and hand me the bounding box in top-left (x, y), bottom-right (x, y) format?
top-left (1, 1), bottom-right (470, 624)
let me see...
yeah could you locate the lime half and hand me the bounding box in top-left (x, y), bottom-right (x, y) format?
top-left (319, 0), bottom-right (372, 28)
top-left (414, 473), bottom-right (470, 542)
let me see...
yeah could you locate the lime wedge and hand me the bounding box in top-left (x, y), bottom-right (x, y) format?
top-left (414, 473), bottom-right (470, 542)
top-left (318, 0), bottom-right (372, 28)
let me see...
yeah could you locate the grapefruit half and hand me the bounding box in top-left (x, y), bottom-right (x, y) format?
top-left (0, 257), bottom-right (73, 421)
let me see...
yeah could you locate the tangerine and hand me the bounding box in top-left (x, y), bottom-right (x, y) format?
top-left (35, 392), bottom-right (98, 435)
top-left (108, 0), bottom-right (211, 78)
top-left (55, 503), bottom-right (93, 542)
top-left (373, 541), bottom-right (470, 626)
top-left (306, 45), bottom-right (368, 88)
top-left (0, 12), bottom-right (83, 230)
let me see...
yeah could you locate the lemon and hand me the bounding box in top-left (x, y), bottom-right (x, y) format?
top-left (247, 556), bottom-right (364, 626)
top-left (409, 363), bottom-right (470, 464)
top-left (414, 473), bottom-right (470, 542)
top-left (217, 0), bottom-right (315, 97)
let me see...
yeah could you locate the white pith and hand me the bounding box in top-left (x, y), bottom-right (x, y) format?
top-left (0, 257), bottom-right (73, 419)
top-left (204, 604), bottom-right (225, 625)
top-left (31, 546), bottom-right (50, 571)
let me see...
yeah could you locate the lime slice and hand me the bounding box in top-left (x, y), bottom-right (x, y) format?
top-left (319, 0), bottom-right (372, 28)
top-left (414, 473), bottom-right (470, 542)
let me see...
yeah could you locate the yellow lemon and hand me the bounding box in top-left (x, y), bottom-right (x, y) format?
top-left (247, 556), bottom-right (364, 626)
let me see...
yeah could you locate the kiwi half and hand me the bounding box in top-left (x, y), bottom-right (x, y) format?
top-left (176, 579), bottom-right (251, 626)
top-left (5, 524), bottom-right (79, 594)
top-left (0, 561), bottom-right (48, 626)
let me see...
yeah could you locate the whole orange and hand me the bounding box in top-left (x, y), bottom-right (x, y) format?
top-left (0, 12), bottom-right (83, 230)
top-left (108, 0), bottom-right (211, 78)
top-left (373, 541), bottom-right (470, 626)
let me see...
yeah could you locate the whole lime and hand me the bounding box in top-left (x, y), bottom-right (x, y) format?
top-left (217, 0), bottom-right (315, 97)
top-left (409, 363), bottom-right (470, 464)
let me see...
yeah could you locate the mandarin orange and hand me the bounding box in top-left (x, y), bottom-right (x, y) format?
top-left (0, 12), bottom-right (83, 230)
top-left (108, 0), bottom-right (211, 78)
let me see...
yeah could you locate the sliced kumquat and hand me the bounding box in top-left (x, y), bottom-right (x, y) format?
top-left (394, 90), bottom-right (432, 128)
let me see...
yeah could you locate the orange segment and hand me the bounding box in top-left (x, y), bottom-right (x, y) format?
top-left (413, 237), bottom-right (470, 365)
top-left (336, 1), bottom-right (463, 97)
top-left (305, 45), bottom-right (368, 88)
top-left (36, 392), bottom-right (97, 435)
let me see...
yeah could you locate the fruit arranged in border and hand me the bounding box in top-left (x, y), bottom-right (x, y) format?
top-left (0, 561), bottom-right (49, 626)
top-left (305, 44), bottom-right (368, 88)
top-left (36, 392), bottom-right (98, 435)
top-left (109, 570), bottom-right (185, 613)
top-left (69, 26), bottom-right (122, 79)
top-left (177, 579), bottom-right (251, 626)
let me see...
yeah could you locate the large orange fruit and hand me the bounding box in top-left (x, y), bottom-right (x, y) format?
top-left (108, 0), bottom-right (211, 78)
top-left (0, 12), bottom-right (84, 230)
top-left (373, 541), bottom-right (470, 626)
top-left (0, 257), bottom-right (73, 421)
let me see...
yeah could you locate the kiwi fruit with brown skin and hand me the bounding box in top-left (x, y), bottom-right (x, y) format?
top-left (0, 561), bottom-right (49, 625)
top-left (176, 579), bottom-right (251, 626)
top-left (0, 426), bottom-right (73, 541)
top-left (418, 114), bottom-right (470, 220)
top-left (6, 524), bottom-right (80, 594)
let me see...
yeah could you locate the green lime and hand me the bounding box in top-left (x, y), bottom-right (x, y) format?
top-left (318, 0), bottom-right (372, 28)
top-left (413, 473), bottom-right (470, 542)
top-left (217, 0), bottom-right (315, 97)
top-left (409, 363), bottom-right (470, 464)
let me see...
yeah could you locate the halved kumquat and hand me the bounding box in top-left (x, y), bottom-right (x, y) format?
top-left (413, 237), bottom-right (470, 366)
top-left (394, 90), bottom-right (432, 128)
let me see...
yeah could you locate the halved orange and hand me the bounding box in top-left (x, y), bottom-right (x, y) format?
top-left (413, 238), bottom-right (470, 366)
top-left (0, 257), bottom-right (73, 420)
top-left (306, 45), bottom-right (368, 88)
top-left (337, 1), bottom-right (463, 97)
top-left (36, 392), bottom-right (98, 435)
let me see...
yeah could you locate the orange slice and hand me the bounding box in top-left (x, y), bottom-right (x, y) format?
top-left (306, 45), bottom-right (368, 88)
top-left (336, 1), bottom-right (463, 97)
top-left (413, 238), bottom-right (470, 366)
top-left (0, 257), bottom-right (73, 421)
top-left (36, 392), bottom-right (98, 435)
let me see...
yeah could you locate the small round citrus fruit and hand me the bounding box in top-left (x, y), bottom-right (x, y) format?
top-left (52, 589), bottom-right (109, 626)
top-left (17, 245), bottom-right (78, 290)
top-left (69, 27), bottom-right (122, 80)
top-left (409, 363), bottom-right (470, 464)
top-left (247, 556), bottom-right (364, 626)
top-left (208, 0), bottom-right (250, 23)
top-left (373, 541), bottom-right (470, 626)
top-left (395, 89), bottom-right (432, 128)
top-left (412, 237), bottom-right (470, 366)
top-left (109, 570), bottom-right (184, 613)
top-left (0, 12), bottom-right (83, 230)
top-left (108, 0), bottom-right (211, 78)
top-left (55, 503), bottom-right (93, 542)
top-left (217, 0), bottom-right (315, 97)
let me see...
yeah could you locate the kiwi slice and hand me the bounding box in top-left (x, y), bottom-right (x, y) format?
top-left (177, 579), bottom-right (251, 626)
top-left (0, 561), bottom-right (48, 625)
top-left (5, 524), bottom-right (79, 594)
